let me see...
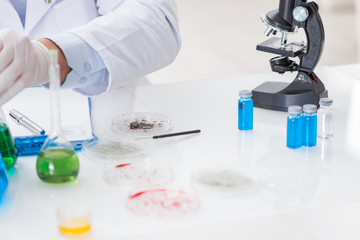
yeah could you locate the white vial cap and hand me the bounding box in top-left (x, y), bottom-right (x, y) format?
top-left (239, 90), bottom-right (252, 98)
top-left (288, 105), bottom-right (302, 114)
top-left (319, 98), bottom-right (333, 106)
top-left (303, 104), bottom-right (317, 113)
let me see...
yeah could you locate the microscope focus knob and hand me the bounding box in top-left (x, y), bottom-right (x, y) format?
top-left (293, 6), bottom-right (308, 22)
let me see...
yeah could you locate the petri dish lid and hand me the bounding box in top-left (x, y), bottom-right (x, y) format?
top-left (111, 112), bottom-right (173, 138)
top-left (103, 162), bottom-right (173, 188)
top-left (82, 137), bottom-right (147, 162)
top-left (191, 168), bottom-right (255, 196)
top-left (127, 189), bottom-right (199, 218)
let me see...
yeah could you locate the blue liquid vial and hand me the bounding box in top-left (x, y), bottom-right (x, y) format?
top-left (0, 153), bottom-right (8, 196)
top-left (286, 105), bottom-right (302, 149)
top-left (302, 104), bottom-right (317, 147)
top-left (238, 90), bottom-right (253, 131)
top-left (317, 98), bottom-right (334, 140)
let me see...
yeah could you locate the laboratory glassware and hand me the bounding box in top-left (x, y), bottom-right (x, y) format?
top-left (302, 104), bottom-right (317, 147)
top-left (57, 205), bottom-right (91, 235)
top-left (111, 112), bottom-right (173, 138)
top-left (286, 105), bottom-right (302, 149)
top-left (0, 107), bottom-right (17, 169)
top-left (127, 189), bottom-right (199, 218)
top-left (36, 50), bottom-right (79, 183)
top-left (317, 98), bottom-right (334, 140)
top-left (0, 153), bottom-right (8, 196)
top-left (238, 90), bottom-right (253, 130)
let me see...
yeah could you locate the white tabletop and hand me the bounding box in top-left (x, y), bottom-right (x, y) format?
top-left (0, 65), bottom-right (359, 240)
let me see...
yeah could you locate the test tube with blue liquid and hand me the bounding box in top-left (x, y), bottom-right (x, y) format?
top-left (286, 105), bottom-right (302, 149)
top-left (238, 90), bottom-right (253, 131)
top-left (302, 104), bottom-right (317, 147)
top-left (0, 153), bottom-right (8, 196)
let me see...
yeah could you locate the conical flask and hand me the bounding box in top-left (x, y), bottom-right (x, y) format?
top-left (0, 107), bottom-right (17, 169)
top-left (36, 50), bottom-right (79, 183)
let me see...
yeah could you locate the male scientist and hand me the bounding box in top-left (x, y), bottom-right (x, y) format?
top-left (0, 0), bottom-right (181, 104)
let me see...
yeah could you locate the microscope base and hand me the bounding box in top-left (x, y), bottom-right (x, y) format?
top-left (252, 81), bottom-right (328, 111)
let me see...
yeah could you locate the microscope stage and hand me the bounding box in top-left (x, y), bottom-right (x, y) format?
top-left (256, 37), bottom-right (306, 57)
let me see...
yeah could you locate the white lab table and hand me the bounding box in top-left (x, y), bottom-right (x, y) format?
top-left (0, 65), bottom-right (359, 240)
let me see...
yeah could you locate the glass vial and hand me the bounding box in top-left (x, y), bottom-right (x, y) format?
top-left (36, 50), bottom-right (80, 183)
top-left (0, 153), bottom-right (8, 196)
top-left (302, 104), bottom-right (317, 147)
top-left (286, 105), bottom-right (302, 149)
top-left (317, 98), bottom-right (334, 140)
top-left (238, 90), bottom-right (253, 130)
top-left (0, 107), bottom-right (17, 169)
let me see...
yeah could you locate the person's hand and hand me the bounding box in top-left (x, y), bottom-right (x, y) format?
top-left (0, 28), bottom-right (49, 105)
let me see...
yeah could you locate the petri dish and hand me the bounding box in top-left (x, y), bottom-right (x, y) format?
top-left (127, 189), bottom-right (199, 218)
top-left (62, 126), bottom-right (86, 138)
top-left (111, 112), bottom-right (173, 138)
top-left (191, 168), bottom-right (255, 196)
top-left (82, 137), bottom-right (147, 162)
top-left (103, 162), bottom-right (173, 188)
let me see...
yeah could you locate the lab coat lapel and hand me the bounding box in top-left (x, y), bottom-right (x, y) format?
top-left (25, 0), bottom-right (56, 34)
top-left (0, 0), bottom-right (24, 31)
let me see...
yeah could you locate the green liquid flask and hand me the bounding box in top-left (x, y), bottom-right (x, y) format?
top-left (0, 108), bottom-right (17, 169)
top-left (36, 50), bottom-right (79, 183)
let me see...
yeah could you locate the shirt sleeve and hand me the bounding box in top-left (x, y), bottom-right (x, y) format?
top-left (49, 32), bottom-right (110, 96)
top-left (68, 0), bottom-right (181, 94)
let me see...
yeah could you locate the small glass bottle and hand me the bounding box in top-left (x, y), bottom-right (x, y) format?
top-left (238, 90), bottom-right (253, 131)
top-left (302, 104), bottom-right (317, 147)
top-left (0, 107), bottom-right (17, 169)
top-left (286, 105), bottom-right (302, 149)
top-left (317, 98), bottom-right (334, 140)
top-left (36, 50), bottom-right (80, 183)
top-left (0, 153), bottom-right (8, 196)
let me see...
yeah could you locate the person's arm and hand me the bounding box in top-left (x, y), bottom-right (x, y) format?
top-left (38, 39), bottom-right (72, 85)
top-left (48, 0), bottom-right (181, 96)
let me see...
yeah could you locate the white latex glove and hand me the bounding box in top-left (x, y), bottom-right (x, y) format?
top-left (0, 28), bottom-right (49, 105)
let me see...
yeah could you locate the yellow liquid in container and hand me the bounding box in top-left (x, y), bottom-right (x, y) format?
top-left (59, 218), bottom-right (91, 235)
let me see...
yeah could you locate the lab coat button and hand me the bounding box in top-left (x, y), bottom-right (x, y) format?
top-left (84, 62), bottom-right (91, 72)
top-left (79, 77), bottom-right (87, 84)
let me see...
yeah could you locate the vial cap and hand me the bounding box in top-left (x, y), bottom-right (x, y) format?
top-left (303, 104), bottom-right (317, 113)
top-left (288, 105), bottom-right (302, 114)
top-left (239, 90), bottom-right (252, 98)
top-left (319, 98), bottom-right (333, 106)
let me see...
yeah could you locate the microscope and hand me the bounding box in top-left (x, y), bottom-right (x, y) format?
top-left (253, 0), bottom-right (328, 111)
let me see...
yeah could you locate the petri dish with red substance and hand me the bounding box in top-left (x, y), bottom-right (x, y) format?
top-left (127, 189), bottom-right (199, 218)
top-left (103, 162), bottom-right (173, 188)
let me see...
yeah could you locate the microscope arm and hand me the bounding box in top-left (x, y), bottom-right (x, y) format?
top-left (297, 1), bottom-right (325, 73)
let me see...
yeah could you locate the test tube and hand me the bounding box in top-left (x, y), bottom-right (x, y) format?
top-left (302, 104), bottom-right (317, 147)
top-left (238, 90), bottom-right (254, 131)
top-left (286, 105), bottom-right (302, 149)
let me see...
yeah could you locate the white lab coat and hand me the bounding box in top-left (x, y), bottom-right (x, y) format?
top-left (0, 0), bottom-right (181, 94)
